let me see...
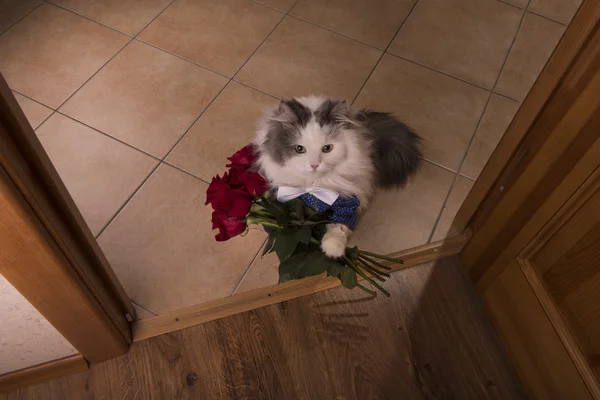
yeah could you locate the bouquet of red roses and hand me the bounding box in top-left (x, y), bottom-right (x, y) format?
top-left (206, 145), bottom-right (403, 296)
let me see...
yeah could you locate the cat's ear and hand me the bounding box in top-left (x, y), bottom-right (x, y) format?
top-left (272, 99), bottom-right (310, 125)
top-left (316, 99), bottom-right (355, 126)
top-left (330, 100), bottom-right (350, 120)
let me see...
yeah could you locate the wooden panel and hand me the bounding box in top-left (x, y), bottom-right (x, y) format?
top-left (519, 259), bottom-right (600, 398)
top-left (454, 0), bottom-right (600, 232)
top-left (0, 166), bottom-right (128, 362)
top-left (461, 18), bottom-right (600, 291)
top-left (133, 234), bottom-right (468, 341)
top-left (3, 256), bottom-right (524, 399)
top-left (482, 260), bottom-right (592, 399)
top-left (0, 355), bottom-right (87, 394)
top-left (0, 75), bottom-right (133, 345)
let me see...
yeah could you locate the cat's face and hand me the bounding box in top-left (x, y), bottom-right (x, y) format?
top-left (261, 98), bottom-right (353, 177)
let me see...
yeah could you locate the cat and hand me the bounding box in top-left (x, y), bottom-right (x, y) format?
top-left (254, 96), bottom-right (422, 258)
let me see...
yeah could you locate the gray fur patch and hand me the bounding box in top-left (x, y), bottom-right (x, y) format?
top-left (262, 100), bottom-right (311, 164)
top-left (358, 110), bottom-right (423, 187)
top-left (314, 99), bottom-right (349, 127)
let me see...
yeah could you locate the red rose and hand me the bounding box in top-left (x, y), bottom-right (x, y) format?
top-left (206, 172), bottom-right (254, 218)
top-left (237, 170), bottom-right (268, 197)
top-left (212, 212), bottom-right (246, 241)
top-left (226, 145), bottom-right (256, 170)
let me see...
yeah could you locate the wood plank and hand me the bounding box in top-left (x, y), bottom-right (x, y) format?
top-left (132, 234), bottom-right (468, 341)
top-left (0, 355), bottom-right (88, 394)
top-left (3, 256), bottom-right (524, 399)
top-left (518, 259), bottom-right (600, 398)
top-left (454, 1), bottom-right (600, 231)
top-left (0, 74), bottom-right (133, 345)
top-left (0, 165), bottom-right (128, 362)
top-left (482, 260), bottom-right (592, 399)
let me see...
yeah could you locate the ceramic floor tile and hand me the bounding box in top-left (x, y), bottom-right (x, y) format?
top-left (349, 161), bottom-right (455, 254)
top-left (132, 303), bottom-right (156, 320)
top-left (0, 0), bottom-right (40, 33)
top-left (236, 16), bottom-right (381, 100)
top-left (461, 94), bottom-right (520, 180)
top-left (13, 92), bottom-right (52, 129)
top-left (389, 0), bottom-right (522, 89)
top-left (97, 163), bottom-right (266, 314)
top-left (431, 175), bottom-right (474, 242)
top-left (138, 0), bottom-right (283, 77)
top-left (255, 0), bottom-right (297, 12)
top-left (528, 0), bottom-right (582, 24)
top-left (60, 40), bottom-right (227, 158)
top-left (290, 0), bottom-right (415, 49)
top-left (235, 247), bottom-right (279, 294)
top-left (0, 3), bottom-right (128, 108)
top-left (500, 0), bottom-right (528, 7)
top-left (48, 0), bottom-right (172, 36)
top-left (36, 114), bottom-right (158, 236)
top-left (354, 54), bottom-right (488, 171)
top-left (495, 12), bottom-right (565, 101)
top-left (167, 82), bottom-right (278, 180)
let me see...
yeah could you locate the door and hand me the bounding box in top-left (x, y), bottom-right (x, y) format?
top-left (458, 1), bottom-right (600, 397)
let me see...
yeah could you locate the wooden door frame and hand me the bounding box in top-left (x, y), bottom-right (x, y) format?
top-left (457, 0), bottom-right (600, 290)
top-left (0, 74), bottom-right (133, 363)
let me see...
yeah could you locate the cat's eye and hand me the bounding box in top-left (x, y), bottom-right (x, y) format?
top-left (322, 144), bottom-right (334, 153)
top-left (294, 145), bottom-right (306, 154)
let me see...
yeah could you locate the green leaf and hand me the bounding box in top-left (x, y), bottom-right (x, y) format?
top-left (262, 234), bottom-right (276, 256)
top-left (340, 267), bottom-right (358, 289)
top-left (326, 260), bottom-right (345, 278)
top-left (303, 251), bottom-right (330, 277)
top-left (295, 225), bottom-right (312, 244)
top-left (274, 232), bottom-right (299, 262)
top-left (278, 253), bottom-right (306, 283)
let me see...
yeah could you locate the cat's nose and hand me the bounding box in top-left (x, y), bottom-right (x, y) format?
top-left (310, 164), bottom-right (319, 171)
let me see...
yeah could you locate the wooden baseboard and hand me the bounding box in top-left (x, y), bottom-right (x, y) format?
top-left (0, 354), bottom-right (88, 393)
top-left (133, 234), bottom-right (468, 341)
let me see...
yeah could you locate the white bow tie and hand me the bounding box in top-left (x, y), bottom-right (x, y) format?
top-left (277, 186), bottom-right (340, 205)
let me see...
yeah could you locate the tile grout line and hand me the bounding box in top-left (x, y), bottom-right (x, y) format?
top-left (426, 1), bottom-right (530, 243)
top-left (54, 112), bottom-right (161, 160)
top-left (384, 52), bottom-right (518, 100)
top-left (11, 89), bottom-right (56, 110)
top-left (425, 92), bottom-right (493, 243)
top-left (248, 0), bottom-right (292, 14)
top-left (495, 0), bottom-right (567, 26)
top-left (227, 0), bottom-right (304, 294)
top-left (286, 14), bottom-right (386, 51)
top-left (350, 0), bottom-right (420, 105)
top-left (230, 237), bottom-right (268, 296)
top-left (231, 0), bottom-right (301, 80)
top-left (53, 0), bottom-right (177, 112)
top-left (131, 300), bottom-right (159, 317)
top-left (95, 79), bottom-right (231, 239)
top-left (42, 1), bottom-right (135, 37)
top-left (162, 160), bottom-right (210, 184)
top-left (34, 110), bottom-right (57, 131)
top-left (0, 1), bottom-right (44, 36)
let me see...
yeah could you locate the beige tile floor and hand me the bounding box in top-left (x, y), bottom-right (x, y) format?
top-left (0, 0), bottom-right (577, 318)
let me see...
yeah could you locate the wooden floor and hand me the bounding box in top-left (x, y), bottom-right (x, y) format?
top-left (2, 256), bottom-right (524, 399)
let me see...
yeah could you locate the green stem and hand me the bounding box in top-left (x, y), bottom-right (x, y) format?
top-left (357, 258), bottom-right (390, 278)
top-left (355, 283), bottom-right (377, 296)
top-left (358, 250), bottom-right (404, 264)
top-left (358, 254), bottom-right (392, 271)
top-left (344, 256), bottom-right (390, 297)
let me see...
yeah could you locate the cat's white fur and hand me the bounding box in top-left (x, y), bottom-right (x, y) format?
top-left (255, 95), bottom-right (375, 258)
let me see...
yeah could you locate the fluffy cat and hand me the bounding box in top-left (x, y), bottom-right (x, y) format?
top-left (254, 96), bottom-right (422, 258)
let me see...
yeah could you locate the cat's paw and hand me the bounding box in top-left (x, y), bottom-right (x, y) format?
top-left (321, 225), bottom-right (349, 258)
